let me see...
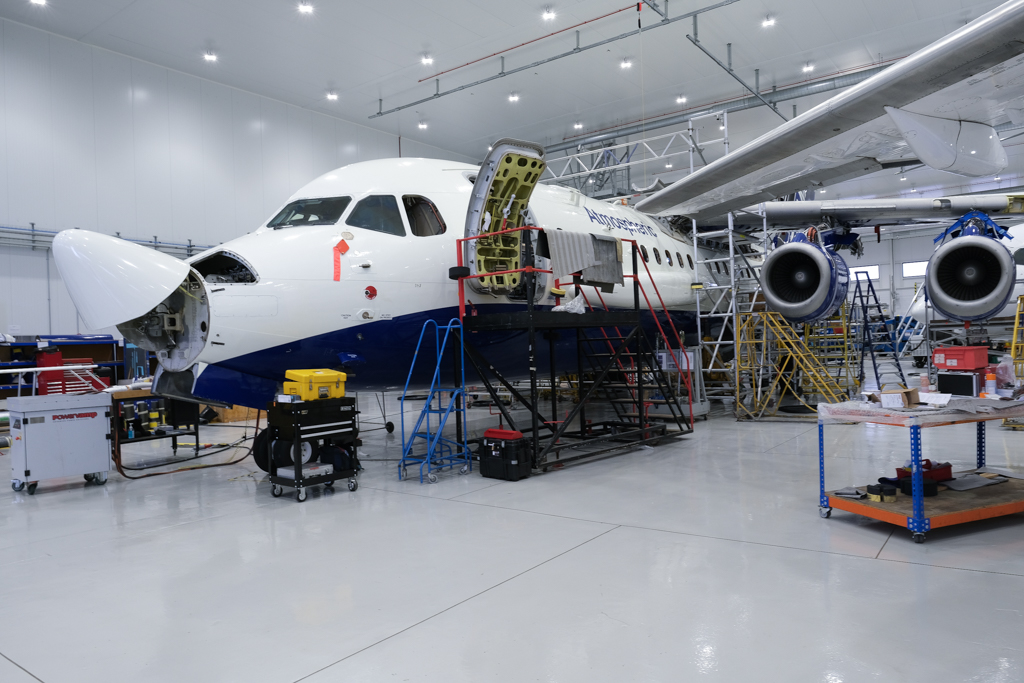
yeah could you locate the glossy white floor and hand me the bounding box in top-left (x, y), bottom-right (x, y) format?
top-left (2, 398), bottom-right (1023, 683)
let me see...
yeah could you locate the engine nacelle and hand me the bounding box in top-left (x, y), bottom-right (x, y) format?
top-left (925, 232), bottom-right (1015, 322)
top-left (761, 234), bottom-right (849, 324)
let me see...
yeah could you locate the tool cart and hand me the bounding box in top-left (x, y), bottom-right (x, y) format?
top-left (266, 395), bottom-right (360, 502)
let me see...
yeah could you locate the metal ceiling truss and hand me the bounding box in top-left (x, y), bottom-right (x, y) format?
top-left (0, 224), bottom-right (209, 259)
top-left (369, 0), bottom-right (740, 119)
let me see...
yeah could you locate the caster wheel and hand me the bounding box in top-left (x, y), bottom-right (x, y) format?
top-left (324, 481), bottom-right (335, 489)
top-left (348, 479), bottom-right (358, 492)
top-left (95, 472), bottom-right (108, 485)
top-left (27, 483), bottom-right (38, 495)
top-left (913, 533), bottom-right (926, 544)
top-left (819, 507), bottom-right (832, 519)
top-left (459, 465), bottom-right (469, 475)
top-left (427, 473), bottom-right (438, 484)
top-left (12, 480), bottom-right (25, 492)
top-left (385, 421), bottom-right (395, 434)
top-left (297, 489), bottom-right (307, 502)
top-left (401, 468), bottom-right (408, 480)
top-left (271, 485), bottom-right (283, 498)
top-left (84, 473), bottom-right (96, 483)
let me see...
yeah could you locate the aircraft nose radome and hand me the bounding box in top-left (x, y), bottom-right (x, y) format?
top-left (53, 230), bottom-right (191, 330)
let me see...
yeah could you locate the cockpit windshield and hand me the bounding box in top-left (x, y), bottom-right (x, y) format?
top-left (267, 197), bottom-right (351, 229)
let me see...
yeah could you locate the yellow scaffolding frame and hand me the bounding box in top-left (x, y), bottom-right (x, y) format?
top-left (802, 301), bottom-right (858, 400)
top-left (736, 310), bottom-right (847, 419)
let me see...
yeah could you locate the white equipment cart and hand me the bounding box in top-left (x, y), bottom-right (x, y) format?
top-left (9, 394), bottom-right (113, 495)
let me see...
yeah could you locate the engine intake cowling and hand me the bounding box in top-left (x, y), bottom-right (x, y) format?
top-left (925, 234), bottom-right (1015, 322)
top-left (761, 235), bottom-right (849, 324)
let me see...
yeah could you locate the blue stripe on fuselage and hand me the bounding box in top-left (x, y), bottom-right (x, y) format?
top-left (194, 304), bottom-right (696, 408)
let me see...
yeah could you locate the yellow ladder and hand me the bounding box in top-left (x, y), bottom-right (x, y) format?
top-left (736, 311), bottom-right (847, 418)
top-left (1012, 295), bottom-right (1024, 380)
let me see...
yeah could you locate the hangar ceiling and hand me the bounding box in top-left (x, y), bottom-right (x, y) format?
top-left (0, 0), bottom-right (1006, 165)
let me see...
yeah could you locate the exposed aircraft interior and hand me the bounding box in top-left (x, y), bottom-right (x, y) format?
top-left (3, 1), bottom-right (1024, 681)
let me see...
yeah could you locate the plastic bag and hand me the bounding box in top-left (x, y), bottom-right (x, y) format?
top-left (997, 354), bottom-right (1015, 388)
top-left (552, 292), bottom-right (586, 314)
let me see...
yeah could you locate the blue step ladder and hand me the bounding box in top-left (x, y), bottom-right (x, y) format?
top-left (399, 319), bottom-right (472, 483)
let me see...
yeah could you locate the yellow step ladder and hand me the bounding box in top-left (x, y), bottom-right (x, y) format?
top-left (736, 311), bottom-right (847, 419)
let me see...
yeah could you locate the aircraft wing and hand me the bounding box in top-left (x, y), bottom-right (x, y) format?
top-left (635, 0), bottom-right (1024, 221)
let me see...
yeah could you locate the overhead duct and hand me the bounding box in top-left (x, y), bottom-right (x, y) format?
top-left (760, 234), bottom-right (849, 324)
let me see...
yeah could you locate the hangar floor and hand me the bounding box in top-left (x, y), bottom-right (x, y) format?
top-left (1, 398), bottom-right (1023, 682)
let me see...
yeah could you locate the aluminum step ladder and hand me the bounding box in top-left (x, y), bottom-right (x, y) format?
top-left (852, 272), bottom-right (907, 391)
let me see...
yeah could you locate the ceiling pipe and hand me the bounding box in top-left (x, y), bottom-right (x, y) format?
top-left (545, 64), bottom-right (890, 155)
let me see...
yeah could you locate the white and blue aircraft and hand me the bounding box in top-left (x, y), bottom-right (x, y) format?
top-left (53, 154), bottom-right (706, 409)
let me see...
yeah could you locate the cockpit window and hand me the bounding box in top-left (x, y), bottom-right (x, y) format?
top-left (403, 196), bottom-right (447, 237)
top-left (346, 195), bottom-right (406, 237)
top-left (267, 197), bottom-right (351, 229)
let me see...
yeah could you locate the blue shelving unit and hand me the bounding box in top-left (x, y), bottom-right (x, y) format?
top-left (0, 335), bottom-right (123, 392)
top-left (398, 319), bottom-right (472, 483)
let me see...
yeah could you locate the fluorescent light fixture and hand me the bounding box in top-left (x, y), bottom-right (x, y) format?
top-left (820, 189), bottom-right (826, 194)
top-left (30, 0), bottom-right (46, 5)
top-left (676, 95), bottom-right (687, 104)
top-left (508, 92), bottom-right (519, 102)
top-left (326, 92), bottom-right (338, 100)
top-left (298, 2), bottom-right (313, 13)
top-left (802, 63), bottom-right (814, 73)
top-left (719, 125), bottom-right (725, 130)
top-left (665, 163), bottom-right (673, 169)
top-left (620, 59), bottom-right (632, 69)
top-left (900, 176), bottom-right (907, 181)
top-left (574, 122), bottom-right (583, 129)
top-left (542, 8), bottom-right (556, 20)
top-left (418, 122), bottom-right (428, 129)
top-left (421, 55), bottom-right (433, 65)
top-left (204, 52), bottom-right (217, 62)
top-left (995, 176), bottom-right (1001, 181)
top-left (970, 150), bottom-right (976, 154)
top-left (762, 15), bottom-right (775, 27)
top-left (910, 188), bottom-right (917, 192)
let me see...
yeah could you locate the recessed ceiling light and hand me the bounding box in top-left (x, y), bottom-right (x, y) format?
top-left (30, 0), bottom-right (45, 5)
top-left (204, 52), bottom-right (217, 62)
top-left (910, 188), bottom-right (917, 192)
top-left (970, 150), bottom-right (976, 154)
top-left (620, 59), bottom-right (632, 69)
top-left (820, 189), bottom-right (826, 193)
top-left (995, 176), bottom-right (1001, 181)
top-left (298, 2), bottom-right (313, 14)
top-left (421, 55), bottom-right (433, 65)
top-left (542, 8), bottom-right (556, 20)
top-left (900, 176), bottom-right (907, 181)
top-left (488, 146), bottom-right (493, 151)
top-left (719, 125), bottom-right (725, 130)
top-left (762, 15), bottom-right (775, 27)
top-left (508, 92), bottom-right (519, 102)
top-left (574, 122), bottom-right (583, 129)
top-left (588, 178), bottom-right (594, 184)
top-left (326, 92), bottom-right (338, 100)
top-left (418, 122), bottom-right (428, 129)
top-left (676, 95), bottom-right (687, 104)
top-left (802, 63), bottom-right (814, 73)
top-left (665, 163), bottom-right (673, 169)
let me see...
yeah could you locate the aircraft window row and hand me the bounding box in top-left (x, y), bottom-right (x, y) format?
top-left (267, 196), bottom-right (352, 229)
top-left (639, 245), bottom-right (700, 272)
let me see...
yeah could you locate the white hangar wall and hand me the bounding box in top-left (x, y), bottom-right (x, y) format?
top-left (0, 18), bottom-right (473, 336)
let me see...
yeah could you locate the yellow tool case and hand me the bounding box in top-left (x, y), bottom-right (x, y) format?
top-left (282, 369), bottom-right (347, 400)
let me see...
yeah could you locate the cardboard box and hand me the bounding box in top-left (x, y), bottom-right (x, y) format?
top-left (870, 387), bottom-right (920, 408)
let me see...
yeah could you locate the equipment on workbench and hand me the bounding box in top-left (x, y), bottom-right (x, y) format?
top-left (8, 393), bottom-right (112, 495)
top-left (282, 369), bottom-right (346, 401)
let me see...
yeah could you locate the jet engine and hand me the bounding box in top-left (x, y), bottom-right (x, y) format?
top-left (925, 219), bottom-right (1015, 322)
top-left (761, 233), bottom-right (849, 324)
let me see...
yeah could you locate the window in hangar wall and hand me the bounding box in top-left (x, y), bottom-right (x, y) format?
top-left (849, 264), bottom-right (880, 281)
top-left (901, 261), bottom-right (928, 278)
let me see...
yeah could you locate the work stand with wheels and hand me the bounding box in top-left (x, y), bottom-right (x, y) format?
top-left (817, 402), bottom-right (1024, 543)
top-left (266, 397), bottom-right (360, 502)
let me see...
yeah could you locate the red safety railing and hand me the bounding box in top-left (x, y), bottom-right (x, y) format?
top-left (455, 225), bottom-right (550, 321)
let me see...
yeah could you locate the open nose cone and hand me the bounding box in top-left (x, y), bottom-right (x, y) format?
top-left (52, 230), bottom-right (191, 330)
